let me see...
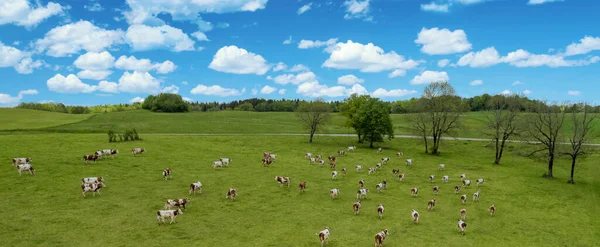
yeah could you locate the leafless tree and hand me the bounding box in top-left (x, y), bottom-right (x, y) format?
top-left (564, 103), bottom-right (596, 184)
top-left (295, 99), bottom-right (331, 143)
top-left (527, 102), bottom-right (566, 179)
top-left (486, 95), bottom-right (523, 164)
top-left (411, 111), bottom-right (431, 154)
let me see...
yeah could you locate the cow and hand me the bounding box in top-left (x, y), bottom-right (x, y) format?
top-left (317, 227), bottom-right (330, 247)
top-left (358, 179), bottom-right (365, 188)
top-left (411, 209), bottom-right (419, 224)
top-left (220, 158), bottom-right (231, 166)
top-left (94, 151), bottom-right (103, 159)
top-left (189, 181), bottom-right (202, 195)
top-left (330, 162), bottom-right (336, 170)
top-left (12, 157), bottom-right (31, 166)
top-left (460, 174), bottom-right (466, 181)
top-left (331, 171), bottom-right (338, 180)
top-left (299, 181), bottom-right (307, 192)
top-left (337, 150), bottom-right (345, 156)
top-left (428, 199), bottom-right (436, 211)
top-left (357, 188), bottom-right (368, 200)
top-left (316, 155), bottom-right (323, 160)
top-left (476, 178), bottom-right (485, 187)
top-left (305, 153), bottom-right (313, 159)
top-left (375, 183), bottom-right (385, 193)
top-left (460, 194), bottom-right (467, 204)
top-left (439, 164), bottom-right (445, 170)
top-left (100, 149), bottom-right (119, 159)
top-left (275, 176), bottom-right (291, 187)
top-left (455, 185), bottom-right (461, 194)
top-left (410, 187), bottom-right (418, 197)
top-left (381, 157), bottom-right (390, 164)
top-left (458, 219), bottom-right (467, 235)
top-left (396, 152), bottom-right (403, 158)
top-left (398, 173), bottom-right (405, 182)
top-left (330, 188), bottom-right (340, 200)
top-left (81, 183), bottom-right (103, 197)
top-left (269, 154), bottom-right (277, 161)
top-left (405, 159), bottom-right (413, 166)
top-left (262, 158), bottom-right (272, 167)
top-left (433, 186), bottom-right (439, 195)
top-left (463, 180), bottom-right (471, 187)
top-left (392, 169), bottom-right (400, 175)
top-left (328, 156), bottom-right (336, 162)
top-left (473, 191), bottom-right (480, 202)
top-left (319, 160), bottom-right (326, 166)
top-left (82, 177), bottom-right (105, 187)
top-left (341, 168), bottom-right (347, 175)
top-left (212, 161), bottom-right (224, 169)
top-left (429, 175), bottom-right (435, 183)
top-left (226, 188), bottom-right (237, 201)
top-left (353, 201), bottom-right (361, 215)
top-left (165, 198), bottom-right (191, 211)
top-left (375, 229), bottom-right (388, 247)
top-left (355, 165), bottom-right (363, 172)
top-left (442, 175), bottom-right (449, 183)
top-left (16, 164), bottom-right (35, 176)
top-left (377, 204), bottom-right (385, 220)
top-left (310, 157), bottom-right (317, 164)
top-left (368, 168), bottom-right (376, 175)
top-left (377, 147), bottom-right (382, 153)
top-left (460, 208), bottom-right (467, 220)
top-left (83, 154), bottom-right (99, 165)
top-left (489, 204), bottom-right (496, 216)
top-left (162, 168), bottom-right (172, 180)
top-left (375, 163), bottom-right (382, 170)
top-left (132, 148), bottom-right (145, 156)
top-left (156, 209), bottom-right (183, 225)
top-left (263, 152), bottom-right (271, 159)
top-left (348, 146), bottom-right (356, 152)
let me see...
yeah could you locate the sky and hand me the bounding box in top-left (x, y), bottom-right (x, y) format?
top-left (0, 0), bottom-right (599, 106)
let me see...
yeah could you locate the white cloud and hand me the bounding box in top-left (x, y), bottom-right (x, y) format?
top-left (388, 69), bottom-right (406, 78)
top-left (35, 21), bottom-right (125, 57)
top-left (191, 32), bottom-right (210, 42)
top-left (208, 45), bottom-right (271, 75)
top-left (500, 90), bottom-right (512, 95)
top-left (251, 88), bottom-right (258, 95)
top-left (337, 74), bottom-right (364, 85)
top-left (283, 36), bottom-right (292, 44)
top-left (437, 59), bottom-right (451, 68)
top-left (458, 46), bottom-right (599, 68)
top-left (298, 3), bottom-right (312, 15)
top-left (568, 90), bottom-right (581, 96)
top-left (522, 89), bottom-right (532, 95)
top-left (273, 62), bottom-right (287, 72)
top-left (161, 85), bottom-right (180, 94)
top-left (0, 0), bottom-right (65, 28)
top-left (190, 84), bottom-right (244, 97)
top-left (323, 40), bottom-right (423, 72)
top-left (371, 88), bottom-right (418, 98)
top-left (420, 2), bottom-right (449, 12)
top-left (343, 0), bottom-right (371, 20)
top-left (84, 2), bottom-right (103, 12)
top-left (97, 81), bottom-right (119, 93)
top-left (457, 0), bottom-right (483, 3)
top-left (114, 55), bottom-right (177, 74)
top-left (183, 97), bottom-right (193, 103)
top-left (565, 36), bottom-right (600, 56)
top-left (14, 57), bottom-right (43, 74)
top-left (130, 97), bottom-right (145, 103)
top-left (181, 81), bottom-right (189, 85)
top-left (298, 38), bottom-right (338, 49)
top-left (77, 70), bottom-right (113, 80)
top-left (470, 80), bottom-right (483, 86)
top-left (47, 74), bottom-right (97, 93)
top-left (527, 0), bottom-right (563, 5)
top-left (272, 71), bottom-right (317, 85)
top-left (297, 82), bottom-right (368, 98)
top-left (411, 70), bottom-right (449, 85)
top-left (260, 85), bottom-right (277, 94)
top-left (117, 71), bottom-right (161, 93)
top-left (289, 64), bottom-right (310, 72)
top-left (0, 89), bottom-right (38, 104)
top-left (512, 81), bottom-right (524, 86)
top-left (415, 27), bottom-right (472, 55)
top-left (457, 47), bottom-right (503, 68)
top-left (278, 89), bottom-right (286, 95)
top-left (73, 51), bottom-right (115, 71)
top-left (155, 61), bottom-right (177, 74)
top-left (125, 24), bottom-right (196, 52)
top-left (0, 42), bottom-right (42, 74)
top-left (18, 89), bottom-right (38, 96)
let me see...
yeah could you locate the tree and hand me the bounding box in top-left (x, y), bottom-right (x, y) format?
top-left (413, 82), bottom-right (465, 154)
top-left (355, 98), bottom-right (395, 148)
top-left (486, 95), bottom-right (522, 164)
top-left (527, 102), bottom-right (566, 179)
top-left (411, 111), bottom-right (431, 153)
top-left (339, 94), bottom-right (371, 143)
top-left (142, 93), bottom-right (189, 112)
top-left (564, 104), bottom-right (595, 184)
top-left (295, 99), bottom-right (331, 143)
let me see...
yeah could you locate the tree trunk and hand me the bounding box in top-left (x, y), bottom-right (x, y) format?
top-left (369, 133), bottom-right (374, 148)
top-left (309, 133), bottom-right (314, 143)
top-left (568, 156), bottom-right (576, 184)
top-left (423, 135), bottom-right (429, 154)
top-left (494, 138), bottom-right (500, 164)
top-left (546, 153), bottom-right (554, 179)
top-left (358, 133), bottom-right (362, 143)
top-left (432, 134), bottom-right (440, 155)
top-left (495, 138), bottom-right (507, 165)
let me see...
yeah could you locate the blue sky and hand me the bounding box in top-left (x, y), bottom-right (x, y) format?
top-left (1, 0), bottom-right (599, 106)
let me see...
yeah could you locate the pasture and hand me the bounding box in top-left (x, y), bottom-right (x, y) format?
top-left (1, 133), bottom-right (598, 247)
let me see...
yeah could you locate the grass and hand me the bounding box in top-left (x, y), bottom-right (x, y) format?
top-left (0, 134), bottom-right (597, 247)
top-left (0, 108), bottom-right (91, 131)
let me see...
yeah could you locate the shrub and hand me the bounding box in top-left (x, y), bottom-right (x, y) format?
top-left (108, 128), bottom-right (142, 143)
top-left (142, 93), bottom-right (189, 113)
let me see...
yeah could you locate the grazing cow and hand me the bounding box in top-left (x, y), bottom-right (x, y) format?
top-left (341, 168), bottom-right (347, 175)
top-left (460, 194), bottom-right (467, 204)
top-left (396, 152), bottom-right (403, 158)
top-left (398, 173), bottom-right (405, 182)
top-left (381, 157), bottom-right (390, 164)
top-left (411, 209), bottom-right (419, 224)
top-left (348, 146), bottom-right (356, 152)
top-left (473, 191), bottom-right (480, 202)
top-left (212, 161), bottom-right (224, 169)
top-left (428, 199), bottom-right (436, 211)
top-left (226, 188), bottom-right (237, 201)
top-left (310, 157), bottom-right (317, 164)
top-left (377, 147), bottom-right (382, 153)
top-left (381, 179), bottom-right (387, 189)
top-left (263, 152), bottom-right (271, 159)
top-left (12, 157), bottom-right (32, 166)
top-left (83, 154), bottom-right (99, 165)
top-left (410, 187), bottom-right (418, 197)
top-left (275, 176), bottom-right (291, 187)
top-left (489, 204), bottom-right (496, 216)
top-left (162, 168), bottom-right (172, 180)
top-left (476, 178), bottom-right (485, 187)
top-left (189, 181), bottom-right (202, 195)
top-left (299, 181), bottom-right (307, 192)
top-left (455, 185), bottom-right (461, 194)
top-left (94, 151), bottom-right (103, 159)
top-left (82, 177), bottom-right (105, 187)
top-left (16, 164), bottom-right (35, 176)
top-left (132, 148), bottom-right (145, 156)
top-left (305, 153), bottom-right (313, 159)
top-left (375, 229), bottom-right (388, 247)
top-left (156, 209), bottom-right (183, 225)
top-left (358, 179), bottom-right (365, 188)
top-left (262, 158), bottom-right (272, 167)
top-left (429, 175), bottom-right (435, 182)
top-left (460, 208), bottom-right (467, 220)
top-left (220, 158), bottom-right (231, 166)
top-left (458, 220), bottom-right (467, 235)
top-left (460, 174), bottom-right (466, 181)
top-left (81, 183), bottom-right (103, 197)
top-left (317, 227), bottom-right (330, 247)
top-left (316, 155), bottom-right (323, 160)
top-left (463, 180), bottom-right (471, 187)
top-left (375, 183), bottom-right (385, 193)
top-left (439, 164), bottom-right (445, 170)
top-left (319, 160), bottom-right (326, 166)
top-left (392, 169), bottom-right (400, 175)
top-left (330, 162), bottom-right (336, 169)
top-left (368, 168), bottom-right (376, 175)
top-left (353, 201), bottom-right (361, 215)
top-left (357, 188), bottom-right (368, 200)
top-left (375, 163), bottom-right (382, 170)
top-left (330, 189), bottom-right (340, 200)
top-left (405, 159), bottom-right (413, 166)
top-left (377, 204), bottom-right (385, 220)
top-left (338, 150), bottom-right (345, 156)
top-left (442, 175), bottom-right (449, 183)
top-left (101, 149), bottom-right (119, 158)
top-left (355, 165), bottom-right (363, 172)
top-left (269, 154), bottom-right (277, 161)
top-left (165, 198), bottom-right (191, 211)
top-left (331, 171), bottom-right (338, 180)
top-left (433, 186), bottom-right (439, 195)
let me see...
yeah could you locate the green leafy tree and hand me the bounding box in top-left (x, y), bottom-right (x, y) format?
top-left (340, 94), bottom-right (372, 143)
top-left (142, 93), bottom-right (189, 112)
top-left (355, 98), bottom-right (395, 148)
top-left (295, 99), bottom-right (331, 143)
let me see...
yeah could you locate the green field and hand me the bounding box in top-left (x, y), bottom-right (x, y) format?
top-left (0, 108), bottom-right (91, 131)
top-left (1, 132), bottom-right (598, 246)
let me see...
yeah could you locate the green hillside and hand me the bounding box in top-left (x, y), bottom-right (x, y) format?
top-left (0, 108), bottom-right (91, 131)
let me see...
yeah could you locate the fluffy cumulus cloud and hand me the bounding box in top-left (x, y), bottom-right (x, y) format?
top-left (160, 84), bottom-right (179, 94)
top-left (35, 21), bottom-right (125, 57)
top-left (97, 81), bottom-right (119, 93)
top-left (273, 62), bottom-right (287, 72)
top-left (77, 70), bottom-right (113, 80)
top-left (420, 2), bottom-right (449, 12)
top-left (527, 0), bottom-right (563, 5)
top-left (278, 89), bottom-right (286, 95)
top-left (457, 46), bottom-right (599, 68)
top-left (298, 3), bottom-right (312, 15)
top-left (297, 82), bottom-right (368, 97)
top-left (73, 51), bottom-right (115, 71)
top-left (337, 74), bottom-right (364, 85)
top-left (371, 88), bottom-right (418, 98)
top-left (190, 84), bottom-right (244, 97)
top-left (411, 70), bottom-right (449, 85)
top-left (84, 2), bottom-right (104, 12)
top-left (522, 89), bottom-right (532, 95)
top-left (415, 27), bottom-right (472, 55)
top-left (130, 97), bottom-right (145, 103)
top-left (47, 74), bottom-right (98, 93)
top-left (470, 80), bottom-right (483, 86)
top-left (298, 38), bottom-right (338, 49)
top-left (191, 32), bottom-right (210, 42)
top-left (208, 45), bottom-right (271, 75)
top-left (0, 42), bottom-right (43, 74)
top-left (260, 85), bottom-right (277, 94)
top-left (437, 59), bottom-right (451, 68)
top-left (568, 90), bottom-right (581, 96)
top-left (500, 90), bottom-right (512, 95)
top-left (0, 89), bottom-right (38, 104)
top-left (114, 55), bottom-right (177, 74)
top-left (125, 25), bottom-right (196, 52)
top-left (0, 0), bottom-right (65, 28)
top-left (289, 64), bottom-right (310, 72)
top-left (117, 71), bottom-right (161, 93)
top-left (343, 0), bottom-right (371, 20)
top-left (272, 71), bottom-right (317, 85)
top-left (323, 40), bottom-right (423, 72)
top-left (388, 69), bottom-right (406, 78)
top-left (564, 36), bottom-right (600, 56)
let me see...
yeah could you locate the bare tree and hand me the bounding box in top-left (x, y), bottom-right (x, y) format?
top-left (411, 109), bottom-right (431, 154)
top-left (295, 99), bottom-right (331, 143)
top-left (486, 95), bottom-right (522, 164)
top-left (564, 103), bottom-right (596, 184)
top-left (527, 102), bottom-right (566, 179)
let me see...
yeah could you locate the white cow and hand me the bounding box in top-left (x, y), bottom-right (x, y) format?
top-left (476, 178), bottom-right (485, 187)
top-left (305, 153), bottom-right (313, 159)
top-left (189, 181), bottom-right (202, 195)
top-left (463, 180), bottom-right (472, 187)
top-left (442, 175), bottom-right (450, 183)
top-left (357, 188), bottom-right (369, 200)
top-left (429, 175), bottom-right (435, 182)
top-left (317, 227), bottom-right (330, 247)
top-left (331, 171), bottom-right (338, 180)
top-left (220, 158), bottom-right (231, 166)
top-left (212, 161), bottom-right (223, 169)
top-left (377, 147), bottom-right (382, 153)
top-left (439, 164), bottom-right (445, 170)
top-left (473, 191), bottom-right (480, 202)
top-left (16, 164), bottom-right (35, 176)
top-left (460, 174), bottom-right (466, 181)
top-left (330, 189), bottom-right (341, 200)
top-left (368, 168), bottom-right (376, 175)
top-left (12, 157), bottom-right (31, 166)
top-left (310, 157), bottom-right (317, 164)
top-left (405, 159), bottom-right (413, 166)
top-left (458, 219), bottom-right (467, 235)
top-left (156, 209), bottom-right (183, 225)
top-left (381, 157), bottom-right (390, 164)
top-left (355, 165), bottom-right (363, 172)
top-left (348, 146), bottom-right (356, 152)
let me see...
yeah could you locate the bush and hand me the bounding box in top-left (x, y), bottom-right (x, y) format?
top-left (109, 128), bottom-right (142, 143)
top-left (142, 93), bottom-right (189, 113)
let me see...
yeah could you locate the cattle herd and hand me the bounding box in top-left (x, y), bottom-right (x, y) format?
top-left (11, 144), bottom-right (496, 246)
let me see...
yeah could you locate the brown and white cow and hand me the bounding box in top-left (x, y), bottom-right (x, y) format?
top-left (263, 152), bottom-right (271, 159)
top-left (375, 229), bottom-right (389, 247)
top-left (82, 177), bottom-right (105, 187)
top-left (460, 208), bottom-right (467, 220)
top-left (81, 183), bottom-right (103, 197)
top-left (16, 163), bottom-right (35, 176)
top-left (132, 148), bottom-right (145, 156)
top-left (83, 154), bottom-right (99, 165)
top-left (411, 209), bottom-right (419, 224)
top-left (165, 198), bottom-right (191, 211)
top-left (226, 188), bottom-right (237, 201)
top-left (353, 201), bottom-right (361, 215)
top-left (328, 156), bottom-right (336, 162)
top-left (330, 162), bottom-right (336, 170)
top-left (357, 188), bottom-right (368, 200)
top-left (381, 157), bottom-right (390, 164)
top-left (460, 194), bottom-right (467, 204)
top-left (262, 158), bottom-right (272, 167)
top-left (157, 209), bottom-right (183, 225)
top-left (392, 169), bottom-right (400, 175)
top-left (12, 157), bottom-right (32, 166)
top-left (377, 204), bottom-right (385, 220)
top-left (358, 179), bottom-right (365, 188)
top-left (458, 219), bottom-right (467, 235)
top-left (275, 176), bottom-right (291, 187)
top-left (396, 152), bottom-right (403, 158)
top-left (489, 204), bottom-right (496, 216)
top-left (162, 168), bottom-right (172, 180)
top-left (429, 175), bottom-right (435, 182)
top-left (299, 181), bottom-right (307, 192)
top-left (433, 186), bottom-right (439, 195)
top-left (428, 199), bottom-right (436, 211)
top-left (330, 189), bottom-right (340, 200)
top-left (338, 150), bottom-right (345, 156)
top-left (398, 173), bottom-right (405, 182)
top-left (317, 227), bottom-right (330, 247)
top-left (100, 149), bottom-right (119, 159)
top-left (410, 187), bottom-right (418, 197)
top-left (189, 181), bottom-right (202, 195)
top-left (341, 168), bottom-right (347, 176)
top-left (455, 185), bottom-right (461, 194)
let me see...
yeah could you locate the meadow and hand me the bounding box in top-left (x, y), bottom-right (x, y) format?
top-left (1, 131), bottom-right (598, 247)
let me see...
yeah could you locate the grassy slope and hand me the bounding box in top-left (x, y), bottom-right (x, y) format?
top-left (0, 108), bottom-right (91, 130)
top-left (0, 134), bottom-right (597, 246)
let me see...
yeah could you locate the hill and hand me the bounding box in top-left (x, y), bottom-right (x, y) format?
top-left (0, 108), bottom-right (91, 131)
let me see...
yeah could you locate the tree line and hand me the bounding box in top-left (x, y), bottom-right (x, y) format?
top-left (16, 102), bottom-right (143, 114)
